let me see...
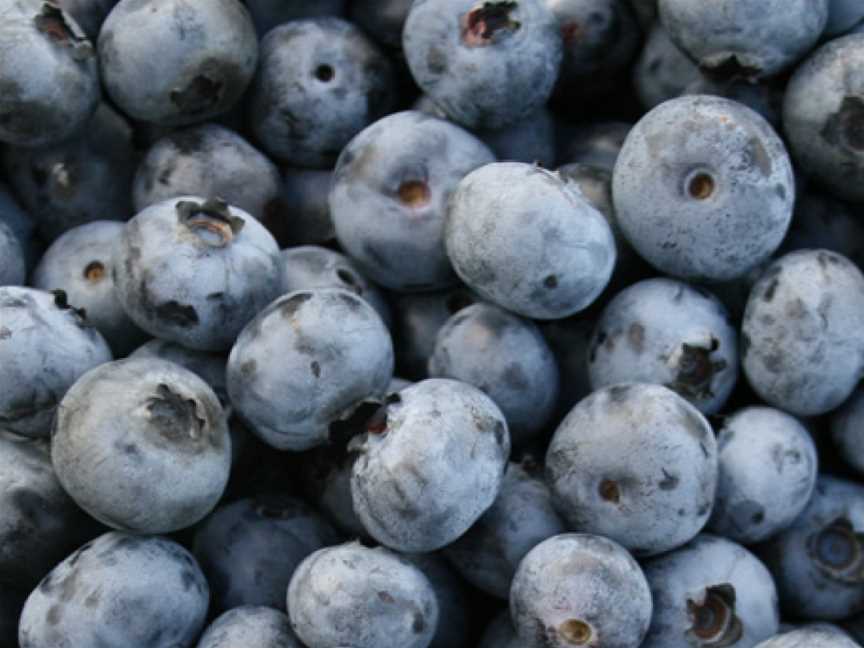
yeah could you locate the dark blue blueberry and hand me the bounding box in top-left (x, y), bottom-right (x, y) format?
top-left (558, 120), bottom-right (632, 170)
top-left (350, 0), bottom-right (412, 48)
top-left (781, 190), bottom-right (864, 269)
top-left (0, 220), bottom-right (25, 287)
top-left (403, 552), bottom-right (472, 648)
top-left (476, 107), bottom-right (557, 166)
top-left (245, 0), bottom-right (345, 36)
top-left (263, 168), bottom-right (335, 247)
top-left (633, 23), bottom-right (700, 110)
top-left (682, 76), bottom-right (784, 128)
top-left (825, 0), bottom-right (864, 36)
top-left (0, 184), bottom-right (38, 271)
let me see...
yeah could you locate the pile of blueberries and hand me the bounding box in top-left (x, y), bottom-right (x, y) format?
top-left (4, 0), bottom-right (864, 646)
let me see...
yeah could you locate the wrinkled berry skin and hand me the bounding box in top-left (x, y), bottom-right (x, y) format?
top-left (758, 476), bottom-right (864, 621)
top-left (99, 0), bottom-right (258, 126)
top-left (633, 24), bottom-right (699, 110)
top-left (133, 124), bottom-right (280, 223)
top-left (429, 303), bottom-right (559, 446)
top-left (613, 95), bottom-right (795, 282)
top-left (446, 162), bottom-right (616, 319)
top-left (287, 541), bottom-right (439, 648)
top-left (0, 1), bottom-right (99, 147)
top-left (197, 607), bottom-right (303, 648)
top-left (227, 289), bottom-right (394, 451)
top-left (510, 533), bottom-right (653, 648)
top-left (114, 196), bottom-right (282, 352)
top-left (249, 18), bottom-right (394, 168)
top-left (19, 533), bottom-right (209, 648)
top-left (193, 494), bottom-right (340, 613)
top-left (403, 0), bottom-right (563, 130)
top-left (246, 0), bottom-right (345, 35)
top-left (0, 220), bottom-right (25, 287)
top-left (351, 379), bottom-right (510, 552)
top-left (444, 461), bottom-right (566, 598)
top-left (832, 386), bottom-right (864, 475)
top-left (0, 287), bottom-right (112, 437)
top-left (756, 628), bottom-right (861, 648)
top-left (546, 383), bottom-right (718, 557)
top-left (710, 407), bottom-right (818, 544)
top-left (641, 534), bottom-right (779, 648)
top-left (658, 0), bottom-right (828, 80)
top-left (52, 358), bottom-right (231, 534)
top-left (783, 35), bottom-right (864, 203)
top-left (32, 221), bottom-right (147, 356)
top-left (588, 278), bottom-right (738, 415)
top-left (742, 250), bottom-right (864, 417)
top-left (331, 111), bottom-right (494, 292)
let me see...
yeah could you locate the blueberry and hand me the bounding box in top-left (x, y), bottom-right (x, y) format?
top-left (758, 476), bottom-right (864, 620)
top-left (429, 303), bottom-right (560, 445)
top-left (197, 606), bottom-right (303, 648)
top-left (0, 183), bottom-right (38, 270)
top-left (641, 534), bottom-right (779, 648)
top-left (129, 339), bottom-right (227, 405)
top-left (538, 315), bottom-right (596, 417)
top-left (558, 120), bottom-right (632, 170)
top-left (403, 0), bottom-right (563, 130)
top-left (510, 533), bottom-right (653, 648)
top-left (0, 220), bottom-right (25, 287)
top-left (193, 494), bottom-right (340, 612)
top-left (741, 249), bottom-right (864, 417)
top-left (266, 168), bottom-right (335, 247)
top-left (709, 407), bottom-right (818, 544)
top-left (831, 387), bottom-right (864, 475)
top-left (55, 0), bottom-right (116, 39)
top-left (19, 532), bottom-right (209, 648)
top-left (227, 289), bottom-right (394, 451)
top-left (588, 278), bottom-right (739, 414)
top-left (0, 1), bottom-right (99, 147)
top-left (446, 162), bottom-right (616, 319)
top-left (444, 461), bottom-right (565, 598)
top-left (350, 378), bottom-right (510, 552)
top-left (402, 552), bottom-right (472, 648)
top-left (783, 35), bottom-right (864, 203)
top-left (633, 23), bottom-right (700, 110)
top-left (658, 0), bottom-right (828, 80)
top-left (825, 0), bottom-right (864, 36)
top-left (781, 191), bottom-right (864, 269)
top-left (133, 124), bottom-right (280, 223)
top-left (755, 627), bottom-right (861, 648)
top-left (546, 383), bottom-right (718, 556)
top-left (350, 0), bottom-right (412, 48)
top-left (249, 18), bottom-right (395, 168)
top-left (98, 0), bottom-right (258, 126)
top-left (479, 610), bottom-right (520, 648)
top-left (331, 111), bottom-right (495, 292)
top-left (52, 358), bottom-right (231, 533)
top-left (614, 95), bottom-right (795, 282)
top-left (682, 77), bottom-right (784, 128)
top-left (280, 245), bottom-right (392, 328)
top-left (114, 196), bottom-right (283, 352)
top-left (287, 541), bottom-right (439, 648)
top-left (245, 0), bottom-right (346, 36)
top-left (32, 221), bottom-right (147, 356)
top-left (300, 443), bottom-right (370, 539)
top-left (0, 287), bottom-right (112, 437)
top-left (475, 107), bottom-right (558, 167)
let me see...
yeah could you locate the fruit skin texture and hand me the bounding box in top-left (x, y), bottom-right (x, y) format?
top-left (613, 95), bottom-right (795, 282)
top-left (196, 606), bottom-right (303, 648)
top-left (446, 162), bottom-right (616, 319)
top-left (403, 0), bottom-right (563, 130)
top-left (510, 533), bottom-right (653, 648)
top-left (755, 628), bottom-right (861, 648)
top-left (350, 379), bottom-right (511, 553)
top-left (741, 249), bottom-right (864, 417)
top-left (546, 383), bottom-right (718, 557)
top-left (18, 533), bottom-right (209, 648)
top-left (287, 541), bottom-right (439, 648)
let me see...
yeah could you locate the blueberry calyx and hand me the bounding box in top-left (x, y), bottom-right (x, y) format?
top-left (461, 1), bottom-right (521, 48)
top-left (176, 198), bottom-right (245, 248)
top-left (147, 383), bottom-right (207, 444)
top-left (685, 584), bottom-right (742, 647)
top-left (35, 3), bottom-right (93, 62)
top-left (699, 54), bottom-right (762, 83)
top-left (821, 96), bottom-right (864, 153)
top-left (808, 518), bottom-right (864, 584)
top-left (170, 74), bottom-right (225, 116)
top-left (51, 289), bottom-right (88, 322)
top-left (667, 339), bottom-right (727, 401)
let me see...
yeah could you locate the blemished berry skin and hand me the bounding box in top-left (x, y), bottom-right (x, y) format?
top-left (114, 196), bottom-right (282, 352)
top-left (446, 162), bottom-right (616, 320)
top-left (52, 358), bottom-right (231, 534)
top-left (633, 24), bottom-right (700, 111)
top-left (429, 303), bottom-right (560, 446)
top-left (268, 168), bottom-right (335, 247)
top-left (99, 0), bottom-right (258, 126)
top-left (32, 221), bottom-right (147, 356)
top-left (0, 287), bottom-right (112, 438)
top-left (658, 0), bottom-right (828, 80)
top-left (755, 628), bottom-right (861, 648)
top-left (0, 1), bottom-right (99, 147)
top-left (193, 494), bottom-right (340, 612)
top-left (403, 0), bottom-right (563, 130)
top-left (19, 533), bottom-right (209, 648)
top-left (741, 249), bottom-right (864, 417)
top-left (280, 245), bottom-right (392, 329)
top-left (350, 379), bottom-right (511, 553)
top-left (831, 387), bottom-right (864, 475)
top-left (0, 220), bottom-right (25, 287)
top-left (351, 0), bottom-right (412, 48)
top-left (825, 0), bottom-right (864, 36)
top-left (287, 541), bottom-right (439, 648)
top-left (227, 289), bottom-right (394, 451)
top-left (403, 553), bottom-right (471, 648)
top-left (757, 476), bottom-right (864, 621)
top-left (783, 35), bottom-right (864, 203)
top-left (479, 611), bottom-right (521, 648)
top-left (245, 0), bottom-right (345, 36)
top-left (249, 18), bottom-right (395, 169)
top-left (130, 340), bottom-right (227, 405)
top-left (2, 103), bottom-right (135, 243)
top-left (133, 124), bottom-right (280, 223)
top-left (641, 535), bottom-right (779, 648)
top-left (510, 533), bottom-right (653, 648)
top-left (331, 111), bottom-right (495, 292)
top-left (612, 95), bottom-right (795, 283)
top-left (559, 120), bottom-right (632, 170)
top-left (709, 407), bottom-right (818, 545)
top-left (546, 383), bottom-right (718, 557)
top-left (444, 461), bottom-right (566, 598)
top-left (197, 607), bottom-right (303, 648)
top-left (588, 278), bottom-right (739, 415)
